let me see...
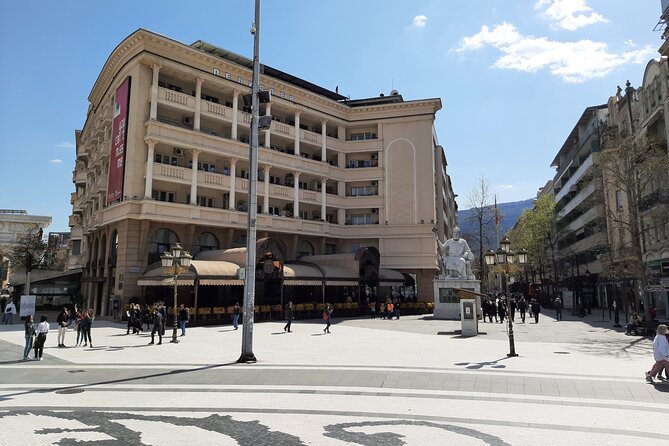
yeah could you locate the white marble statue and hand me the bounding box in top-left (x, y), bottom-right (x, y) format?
top-left (435, 227), bottom-right (475, 280)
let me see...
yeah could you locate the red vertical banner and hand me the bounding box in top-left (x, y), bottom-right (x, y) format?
top-left (106, 76), bottom-right (132, 205)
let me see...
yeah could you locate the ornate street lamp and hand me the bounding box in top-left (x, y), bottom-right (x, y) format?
top-left (485, 243), bottom-right (527, 357)
top-left (161, 243), bottom-right (192, 344)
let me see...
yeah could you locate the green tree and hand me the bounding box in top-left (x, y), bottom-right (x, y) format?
top-left (7, 227), bottom-right (48, 293)
top-left (464, 177), bottom-right (497, 288)
top-left (507, 194), bottom-right (558, 297)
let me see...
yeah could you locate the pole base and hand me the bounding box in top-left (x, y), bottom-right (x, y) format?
top-left (507, 352), bottom-right (519, 357)
top-left (237, 352), bottom-right (257, 363)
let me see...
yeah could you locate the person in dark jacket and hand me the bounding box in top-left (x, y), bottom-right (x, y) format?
top-left (23, 315), bottom-right (36, 360)
top-left (284, 301), bottom-right (294, 333)
top-left (531, 299), bottom-right (541, 323)
top-left (56, 307), bottom-right (69, 347)
top-left (81, 309), bottom-right (94, 348)
top-left (518, 297), bottom-right (528, 323)
top-left (149, 307), bottom-right (163, 345)
top-left (178, 304), bottom-right (189, 336)
top-left (323, 304), bottom-right (332, 334)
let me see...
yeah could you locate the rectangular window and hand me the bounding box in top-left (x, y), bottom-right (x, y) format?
top-left (152, 190), bottom-right (175, 202)
top-left (198, 196), bottom-right (214, 207)
top-left (615, 190), bottom-right (624, 210)
top-left (154, 153), bottom-right (177, 166)
top-left (72, 240), bottom-right (81, 256)
top-left (197, 162), bottom-right (216, 173)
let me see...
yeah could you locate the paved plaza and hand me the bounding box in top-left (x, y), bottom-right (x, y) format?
top-left (0, 310), bottom-right (667, 445)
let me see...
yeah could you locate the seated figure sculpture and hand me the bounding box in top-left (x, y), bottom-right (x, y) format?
top-left (436, 227), bottom-right (475, 280)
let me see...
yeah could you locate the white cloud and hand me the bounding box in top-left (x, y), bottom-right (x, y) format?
top-left (535, 0), bottom-right (608, 31)
top-left (49, 159), bottom-right (63, 164)
top-left (453, 23), bottom-right (655, 83)
top-left (409, 15), bottom-right (427, 29)
top-left (54, 141), bottom-right (75, 149)
top-left (498, 184), bottom-right (514, 190)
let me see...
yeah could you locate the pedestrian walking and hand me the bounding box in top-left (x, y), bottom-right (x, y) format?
top-left (554, 297), bottom-right (563, 321)
top-left (23, 315), bottom-right (36, 360)
top-left (323, 304), bottom-right (332, 334)
top-left (149, 307), bottom-right (163, 345)
top-left (232, 302), bottom-right (241, 330)
top-left (509, 297), bottom-right (516, 322)
top-left (159, 303), bottom-right (167, 336)
top-left (56, 307), bottom-right (69, 347)
top-left (4, 298), bottom-right (16, 324)
top-left (646, 325), bottom-right (669, 383)
top-left (518, 297), bottom-right (527, 323)
top-left (531, 299), bottom-right (541, 323)
top-left (490, 299), bottom-right (498, 323)
top-left (284, 301), bottom-right (294, 333)
top-left (178, 304), bottom-right (189, 336)
top-left (497, 299), bottom-right (506, 324)
top-left (34, 315), bottom-right (49, 361)
top-left (81, 309), bottom-right (94, 347)
top-left (395, 301), bottom-right (401, 320)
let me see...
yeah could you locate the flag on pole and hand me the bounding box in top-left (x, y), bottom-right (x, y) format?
top-left (495, 195), bottom-right (499, 225)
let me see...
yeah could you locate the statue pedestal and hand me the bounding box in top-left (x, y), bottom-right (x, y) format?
top-left (433, 277), bottom-right (481, 320)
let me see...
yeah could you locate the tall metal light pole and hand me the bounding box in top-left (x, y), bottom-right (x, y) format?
top-left (238, 0), bottom-right (262, 363)
top-left (485, 239), bottom-right (527, 357)
top-left (161, 243), bottom-right (192, 344)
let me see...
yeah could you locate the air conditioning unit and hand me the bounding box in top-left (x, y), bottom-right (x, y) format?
top-left (371, 181), bottom-right (378, 186)
top-left (371, 209), bottom-right (378, 214)
top-left (174, 148), bottom-right (183, 156)
top-left (371, 153), bottom-right (377, 160)
top-left (183, 116), bottom-right (193, 125)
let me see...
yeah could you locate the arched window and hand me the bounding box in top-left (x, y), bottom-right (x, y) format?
top-left (109, 231), bottom-right (119, 267)
top-left (192, 232), bottom-right (219, 255)
top-left (148, 229), bottom-right (179, 265)
top-left (297, 240), bottom-right (314, 259)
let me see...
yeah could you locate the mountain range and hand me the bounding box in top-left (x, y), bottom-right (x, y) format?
top-left (457, 198), bottom-right (534, 252)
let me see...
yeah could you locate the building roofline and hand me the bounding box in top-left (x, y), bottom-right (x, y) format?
top-left (550, 104), bottom-right (607, 167)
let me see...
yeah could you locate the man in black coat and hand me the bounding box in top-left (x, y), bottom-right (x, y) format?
top-left (531, 299), bottom-right (541, 324)
top-left (149, 308), bottom-right (163, 345)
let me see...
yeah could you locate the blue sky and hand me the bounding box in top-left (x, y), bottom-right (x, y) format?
top-left (0, 0), bottom-right (663, 232)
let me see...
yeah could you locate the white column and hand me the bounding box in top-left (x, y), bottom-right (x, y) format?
top-left (293, 171), bottom-right (300, 218)
top-left (263, 165), bottom-right (271, 214)
top-left (338, 208), bottom-right (346, 225)
top-left (320, 177), bottom-right (327, 221)
top-left (194, 77), bottom-right (203, 131)
top-left (190, 150), bottom-right (200, 205)
top-left (229, 158), bottom-right (237, 210)
top-left (150, 64), bottom-right (161, 120)
top-left (321, 119), bottom-right (327, 162)
top-left (264, 103), bottom-right (271, 148)
top-left (144, 140), bottom-right (156, 198)
top-left (231, 90), bottom-right (239, 141)
top-left (294, 111), bottom-right (301, 156)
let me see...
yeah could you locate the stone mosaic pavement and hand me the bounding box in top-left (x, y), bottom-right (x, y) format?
top-left (0, 311), bottom-right (666, 445)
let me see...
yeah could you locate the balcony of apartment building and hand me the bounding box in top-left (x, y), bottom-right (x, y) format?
top-left (555, 181), bottom-right (599, 221)
top-left (554, 152), bottom-right (595, 202)
top-left (557, 218), bottom-right (607, 253)
top-left (556, 205), bottom-right (604, 235)
top-left (153, 74), bottom-right (346, 168)
top-left (345, 209), bottom-right (380, 226)
top-left (73, 169), bottom-right (87, 186)
top-left (639, 188), bottom-right (669, 212)
top-left (553, 128), bottom-right (600, 195)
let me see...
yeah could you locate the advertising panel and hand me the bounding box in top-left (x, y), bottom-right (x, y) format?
top-left (106, 76), bottom-right (132, 205)
top-left (20, 295), bottom-right (36, 317)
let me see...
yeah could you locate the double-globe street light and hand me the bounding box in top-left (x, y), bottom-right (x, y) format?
top-left (161, 243), bottom-right (192, 344)
top-left (484, 237), bottom-right (527, 357)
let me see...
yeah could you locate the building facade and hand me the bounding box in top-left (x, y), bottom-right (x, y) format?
top-left (69, 29), bottom-right (457, 315)
top-left (0, 210), bottom-right (52, 288)
top-left (550, 105), bottom-right (608, 310)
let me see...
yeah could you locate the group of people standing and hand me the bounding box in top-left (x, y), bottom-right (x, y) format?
top-left (482, 294), bottom-right (542, 324)
top-left (1, 296), bottom-right (17, 324)
top-left (369, 298), bottom-right (401, 320)
top-left (22, 306), bottom-right (95, 361)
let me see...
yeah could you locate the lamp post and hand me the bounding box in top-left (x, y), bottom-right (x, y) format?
top-left (161, 243), bottom-right (192, 344)
top-left (485, 238), bottom-right (527, 357)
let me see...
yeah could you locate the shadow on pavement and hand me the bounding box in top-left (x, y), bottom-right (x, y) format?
top-left (0, 360), bottom-right (240, 402)
top-left (454, 356), bottom-right (511, 370)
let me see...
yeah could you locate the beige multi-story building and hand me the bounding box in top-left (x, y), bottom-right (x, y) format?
top-left (69, 29), bottom-right (457, 315)
top-left (0, 210), bottom-right (52, 288)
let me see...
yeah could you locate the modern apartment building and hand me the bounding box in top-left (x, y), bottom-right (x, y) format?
top-left (68, 29), bottom-right (457, 315)
top-left (550, 105), bottom-right (608, 309)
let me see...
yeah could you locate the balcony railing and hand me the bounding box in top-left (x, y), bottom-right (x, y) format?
top-left (640, 188), bottom-right (669, 211)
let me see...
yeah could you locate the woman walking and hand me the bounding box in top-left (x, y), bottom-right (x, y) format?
top-left (323, 304), bottom-right (332, 334)
top-left (646, 324), bottom-right (669, 383)
top-left (34, 316), bottom-right (49, 361)
top-left (23, 315), bottom-right (36, 360)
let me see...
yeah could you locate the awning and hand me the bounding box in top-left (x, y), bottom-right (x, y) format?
top-left (199, 279), bottom-right (244, 286)
top-left (283, 263), bottom-right (323, 286)
top-left (322, 265), bottom-right (359, 286)
top-left (139, 260), bottom-right (238, 287)
top-left (137, 267), bottom-right (196, 286)
top-left (190, 260), bottom-right (239, 277)
top-left (379, 268), bottom-right (405, 286)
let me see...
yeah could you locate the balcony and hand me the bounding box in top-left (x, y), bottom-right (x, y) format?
top-left (73, 170), bottom-right (87, 185)
top-left (640, 188), bottom-right (669, 212)
top-left (153, 162), bottom-right (192, 183)
top-left (158, 87), bottom-right (196, 110)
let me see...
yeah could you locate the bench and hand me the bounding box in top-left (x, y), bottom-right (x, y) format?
top-left (636, 320), bottom-right (660, 336)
